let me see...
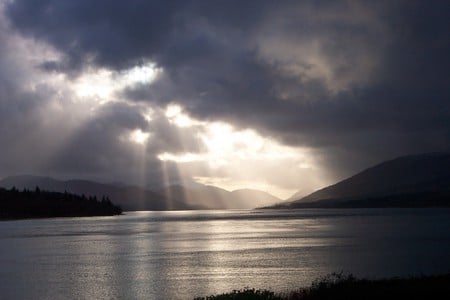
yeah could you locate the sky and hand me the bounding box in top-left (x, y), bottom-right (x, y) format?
top-left (0, 0), bottom-right (449, 199)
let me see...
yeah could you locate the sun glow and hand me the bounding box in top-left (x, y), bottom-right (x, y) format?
top-left (165, 104), bottom-right (202, 127)
top-left (158, 152), bottom-right (202, 163)
top-left (199, 123), bottom-right (302, 166)
top-left (129, 129), bottom-right (150, 145)
top-left (73, 68), bottom-right (115, 100)
top-left (159, 112), bottom-right (302, 166)
top-left (157, 104), bottom-right (322, 198)
top-left (72, 62), bottom-right (161, 103)
top-left (121, 63), bottom-right (160, 85)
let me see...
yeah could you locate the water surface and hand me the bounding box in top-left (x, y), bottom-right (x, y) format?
top-left (1, 208), bottom-right (449, 299)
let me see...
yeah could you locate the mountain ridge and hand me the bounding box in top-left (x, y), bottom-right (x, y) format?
top-left (271, 152), bottom-right (450, 208)
top-left (0, 175), bottom-right (281, 210)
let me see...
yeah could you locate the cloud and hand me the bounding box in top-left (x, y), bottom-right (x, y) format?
top-left (1, 0), bottom-right (449, 195)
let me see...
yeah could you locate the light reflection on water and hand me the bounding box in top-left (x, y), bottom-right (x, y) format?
top-left (1, 208), bottom-right (450, 299)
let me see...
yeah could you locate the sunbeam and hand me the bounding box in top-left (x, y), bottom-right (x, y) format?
top-left (1, 1), bottom-right (449, 299)
top-left (157, 104), bottom-right (325, 199)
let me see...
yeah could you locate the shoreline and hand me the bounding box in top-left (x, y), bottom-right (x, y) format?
top-left (194, 273), bottom-right (450, 300)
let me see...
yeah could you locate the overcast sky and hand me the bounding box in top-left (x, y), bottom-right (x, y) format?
top-left (0, 0), bottom-right (449, 198)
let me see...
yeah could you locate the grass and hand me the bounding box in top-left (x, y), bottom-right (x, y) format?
top-left (194, 272), bottom-right (450, 300)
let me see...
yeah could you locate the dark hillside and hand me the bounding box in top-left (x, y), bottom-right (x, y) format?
top-left (0, 187), bottom-right (122, 220)
top-left (275, 153), bottom-right (450, 208)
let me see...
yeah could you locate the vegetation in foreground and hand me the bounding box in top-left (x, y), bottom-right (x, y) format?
top-left (0, 186), bottom-right (122, 220)
top-left (194, 272), bottom-right (450, 300)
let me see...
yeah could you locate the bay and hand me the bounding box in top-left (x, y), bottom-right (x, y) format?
top-left (1, 208), bottom-right (450, 299)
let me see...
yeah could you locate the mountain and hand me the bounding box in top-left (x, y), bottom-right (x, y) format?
top-left (0, 175), bottom-right (282, 210)
top-left (158, 184), bottom-right (230, 209)
top-left (158, 186), bottom-right (281, 209)
top-left (285, 188), bottom-right (315, 202)
top-left (277, 153), bottom-right (450, 208)
top-left (230, 189), bottom-right (283, 208)
top-left (0, 175), bottom-right (189, 211)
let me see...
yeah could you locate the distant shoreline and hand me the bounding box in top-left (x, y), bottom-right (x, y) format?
top-left (264, 190), bottom-right (450, 209)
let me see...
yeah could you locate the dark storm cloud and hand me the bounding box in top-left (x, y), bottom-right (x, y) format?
top-left (0, 19), bottom-right (192, 185)
top-left (48, 103), bottom-right (148, 173)
top-left (0, 15), bottom-right (61, 174)
top-left (6, 0), bottom-right (188, 71)
top-left (4, 0), bottom-right (450, 179)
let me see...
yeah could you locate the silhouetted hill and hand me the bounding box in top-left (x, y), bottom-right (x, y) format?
top-left (230, 189), bottom-right (282, 208)
top-left (158, 185), bottom-right (229, 209)
top-left (158, 186), bottom-right (281, 209)
top-left (1, 176), bottom-right (282, 210)
top-left (285, 188), bottom-right (315, 202)
top-left (274, 153), bottom-right (450, 208)
top-left (0, 175), bottom-right (190, 211)
top-left (0, 187), bottom-right (121, 220)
